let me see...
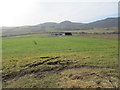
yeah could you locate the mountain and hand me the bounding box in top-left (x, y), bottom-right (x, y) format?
top-left (35, 17), bottom-right (118, 30)
top-left (60, 21), bottom-right (73, 25)
top-left (84, 18), bottom-right (118, 29)
top-left (2, 17), bottom-right (118, 36)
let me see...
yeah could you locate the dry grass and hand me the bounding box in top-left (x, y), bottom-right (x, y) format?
top-left (58, 68), bottom-right (118, 88)
top-left (77, 34), bottom-right (118, 39)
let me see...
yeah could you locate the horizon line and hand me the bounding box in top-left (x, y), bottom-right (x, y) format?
top-left (1, 16), bottom-right (118, 28)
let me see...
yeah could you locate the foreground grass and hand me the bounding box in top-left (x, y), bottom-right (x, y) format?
top-left (4, 67), bottom-right (118, 88)
top-left (2, 36), bottom-right (118, 88)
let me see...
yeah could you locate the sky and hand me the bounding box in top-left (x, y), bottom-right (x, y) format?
top-left (0, 0), bottom-right (119, 27)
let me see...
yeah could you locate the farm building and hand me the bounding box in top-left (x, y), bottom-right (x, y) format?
top-left (63, 32), bottom-right (72, 36)
top-left (52, 32), bottom-right (72, 36)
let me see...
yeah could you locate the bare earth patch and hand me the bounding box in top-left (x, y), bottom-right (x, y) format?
top-left (3, 65), bottom-right (118, 88)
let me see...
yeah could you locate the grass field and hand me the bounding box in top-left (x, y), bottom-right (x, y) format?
top-left (2, 35), bottom-right (119, 88)
top-left (61, 29), bottom-right (118, 33)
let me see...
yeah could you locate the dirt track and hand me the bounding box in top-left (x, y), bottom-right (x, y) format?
top-left (3, 63), bottom-right (118, 88)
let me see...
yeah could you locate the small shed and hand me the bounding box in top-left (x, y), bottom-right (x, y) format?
top-left (52, 32), bottom-right (72, 36)
top-left (63, 32), bottom-right (72, 36)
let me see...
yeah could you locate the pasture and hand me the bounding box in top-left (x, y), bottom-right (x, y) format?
top-left (2, 35), bottom-right (119, 88)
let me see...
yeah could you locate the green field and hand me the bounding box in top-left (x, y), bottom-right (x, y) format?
top-left (3, 36), bottom-right (118, 56)
top-left (2, 35), bottom-right (119, 88)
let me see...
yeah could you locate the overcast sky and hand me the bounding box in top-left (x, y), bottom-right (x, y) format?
top-left (0, 0), bottom-right (119, 27)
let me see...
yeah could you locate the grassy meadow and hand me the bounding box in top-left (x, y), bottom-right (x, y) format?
top-left (2, 34), bottom-right (119, 88)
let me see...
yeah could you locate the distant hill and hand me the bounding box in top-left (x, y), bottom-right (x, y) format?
top-left (2, 17), bottom-right (118, 36)
top-left (85, 18), bottom-right (118, 29)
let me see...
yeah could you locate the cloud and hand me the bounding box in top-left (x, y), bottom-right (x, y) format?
top-left (0, 1), bottom-right (118, 26)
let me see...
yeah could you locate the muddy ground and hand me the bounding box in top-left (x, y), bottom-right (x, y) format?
top-left (2, 63), bottom-right (118, 88)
